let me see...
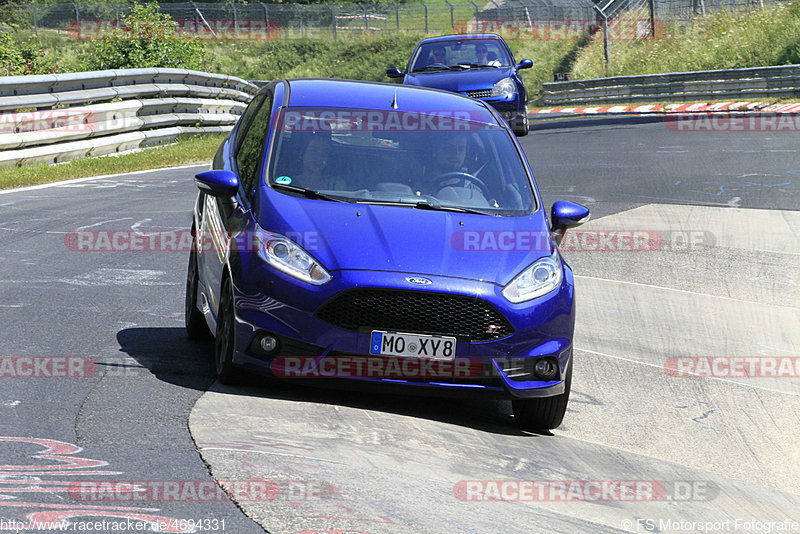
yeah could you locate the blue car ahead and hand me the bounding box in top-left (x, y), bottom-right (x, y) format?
top-left (185, 78), bottom-right (589, 430)
top-left (387, 34), bottom-right (533, 136)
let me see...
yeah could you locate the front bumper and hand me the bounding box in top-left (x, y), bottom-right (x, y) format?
top-left (229, 265), bottom-right (575, 399)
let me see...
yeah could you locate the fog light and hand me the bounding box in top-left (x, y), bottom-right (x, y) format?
top-left (533, 358), bottom-right (558, 380)
top-left (502, 111), bottom-right (513, 119)
top-left (259, 335), bottom-right (278, 353)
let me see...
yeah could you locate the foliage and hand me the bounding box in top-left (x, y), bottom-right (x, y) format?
top-left (80, 2), bottom-right (205, 70)
top-left (571, 0), bottom-right (800, 79)
top-left (0, 31), bottom-right (60, 75)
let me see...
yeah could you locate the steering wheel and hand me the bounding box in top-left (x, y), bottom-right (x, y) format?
top-left (433, 172), bottom-right (490, 197)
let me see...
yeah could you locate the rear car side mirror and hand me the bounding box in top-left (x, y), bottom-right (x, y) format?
top-left (386, 68), bottom-right (405, 79)
top-left (517, 59), bottom-right (533, 70)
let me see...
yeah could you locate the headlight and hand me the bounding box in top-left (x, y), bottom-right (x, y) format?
top-left (490, 77), bottom-right (517, 97)
top-left (256, 229), bottom-right (331, 285)
top-left (502, 251), bottom-right (562, 303)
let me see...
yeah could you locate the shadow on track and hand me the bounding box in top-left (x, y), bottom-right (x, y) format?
top-left (114, 327), bottom-right (548, 437)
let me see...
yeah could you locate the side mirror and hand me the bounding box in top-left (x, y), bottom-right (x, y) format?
top-left (195, 169), bottom-right (239, 198)
top-left (551, 200), bottom-right (590, 233)
top-left (386, 68), bottom-right (405, 79)
top-left (517, 59), bottom-right (533, 70)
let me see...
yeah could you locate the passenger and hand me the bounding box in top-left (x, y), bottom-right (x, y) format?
top-left (289, 133), bottom-right (332, 190)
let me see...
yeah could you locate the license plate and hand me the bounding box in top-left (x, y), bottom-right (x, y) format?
top-left (369, 331), bottom-right (457, 359)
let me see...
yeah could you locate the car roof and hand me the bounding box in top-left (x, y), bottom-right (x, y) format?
top-left (418, 34), bottom-right (505, 44)
top-left (283, 78), bottom-right (499, 124)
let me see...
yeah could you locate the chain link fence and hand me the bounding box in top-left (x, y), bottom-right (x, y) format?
top-left (2, 0), bottom-right (790, 72)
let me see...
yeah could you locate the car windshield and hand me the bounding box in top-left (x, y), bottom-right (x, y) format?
top-left (410, 40), bottom-right (512, 72)
top-left (267, 107), bottom-right (536, 216)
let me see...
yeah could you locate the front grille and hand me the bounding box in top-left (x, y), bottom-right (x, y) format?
top-left (316, 289), bottom-right (513, 342)
top-left (466, 89), bottom-right (492, 99)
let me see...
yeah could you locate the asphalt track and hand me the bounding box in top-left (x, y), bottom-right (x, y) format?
top-left (1, 115), bottom-right (798, 533)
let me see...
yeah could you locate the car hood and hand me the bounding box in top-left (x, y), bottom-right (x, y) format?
top-left (403, 67), bottom-right (515, 93)
top-left (256, 192), bottom-right (552, 286)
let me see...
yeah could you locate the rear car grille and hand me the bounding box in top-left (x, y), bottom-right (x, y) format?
top-left (316, 289), bottom-right (513, 342)
top-left (466, 89), bottom-right (492, 99)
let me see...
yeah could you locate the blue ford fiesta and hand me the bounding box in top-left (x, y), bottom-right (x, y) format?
top-left (387, 34), bottom-right (533, 136)
top-left (185, 78), bottom-right (589, 430)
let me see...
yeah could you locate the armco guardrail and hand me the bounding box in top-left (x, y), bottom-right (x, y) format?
top-left (541, 65), bottom-right (800, 106)
top-left (0, 68), bottom-right (257, 168)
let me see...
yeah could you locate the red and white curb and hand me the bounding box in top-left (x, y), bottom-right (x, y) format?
top-left (530, 102), bottom-right (800, 114)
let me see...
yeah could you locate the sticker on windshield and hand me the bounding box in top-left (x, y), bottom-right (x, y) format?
top-left (276, 176), bottom-right (292, 185)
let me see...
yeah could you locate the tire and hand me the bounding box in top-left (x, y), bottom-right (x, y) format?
top-left (185, 245), bottom-right (211, 339)
top-left (512, 359), bottom-right (572, 430)
top-left (214, 277), bottom-right (243, 385)
top-left (513, 115), bottom-right (529, 137)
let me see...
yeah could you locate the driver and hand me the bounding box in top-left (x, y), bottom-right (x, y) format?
top-left (430, 46), bottom-right (447, 65)
top-left (425, 133), bottom-right (467, 178)
top-left (417, 133), bottom-right (489, 207)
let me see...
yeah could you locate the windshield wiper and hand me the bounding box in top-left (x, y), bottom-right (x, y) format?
top-left (413, 66), bottom-right (447, 72)
top-left (461, 63), bottom-right (499, 69)
top-left (353, 199), bottom-right (488, 214)
top-left (413, 201), bottom-right (488, 215)
top-left (271, 182), bottom-right (347, 202)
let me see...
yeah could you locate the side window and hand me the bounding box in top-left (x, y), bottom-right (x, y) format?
top-left (235, 91), bottom-right (274, 203)
top-left (234, 92), bottom-right (267, 156)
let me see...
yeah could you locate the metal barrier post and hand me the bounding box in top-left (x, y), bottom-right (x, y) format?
top-left (445, 0), bottom-right (454, 30)
top-left (420, 1), bottom-right (428, 33)
top-left (469, 1), bottom-right (479, 25)
top-left (330, 5), bottom-right (337, 39)
top-left (259, 2), bottom-right (270, 39)
top-left (32, 4), bottom-right (38, 35)
top-left (232, 3), bottom-right (239, 39)
top-left (359, 2), bottom-right (368, 31)
top-left (592, 4), bottom-right (609, 75)
top-left (390, 2), bottom-right (399, 30)
top-left (296, 4), bottom-right (304, 38)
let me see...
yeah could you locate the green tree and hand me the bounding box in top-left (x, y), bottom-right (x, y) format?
top-left (81, 2), bottom-right (205, 71)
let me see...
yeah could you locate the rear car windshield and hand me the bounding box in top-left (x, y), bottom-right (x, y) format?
top-left (410, 40), bottom-right (512, 71)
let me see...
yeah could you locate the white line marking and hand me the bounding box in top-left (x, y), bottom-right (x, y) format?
top-left (76, 218), bottom-right (133, 231)
top-left (574, 347), bottom-right (800, 397)
top-left (198, 447), bottom-right (346, 464)
top-left (574, 275), bottom-right (800, 310)
top-left (0, 164), bottom-right (210, 195)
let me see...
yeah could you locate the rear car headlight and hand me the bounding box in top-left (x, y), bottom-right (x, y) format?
top-left (256, 229), bottom-right (331, 285)
top-left (491, 77), bottom-right (517, 97)
top-left (502, 251), bottom-right (562, 303)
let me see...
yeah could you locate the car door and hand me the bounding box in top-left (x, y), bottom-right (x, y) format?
top-left (198, 89), bottom-right (273, 319)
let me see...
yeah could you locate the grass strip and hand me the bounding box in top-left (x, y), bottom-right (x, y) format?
top-left (0, 134), bottom-right (223, 190)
